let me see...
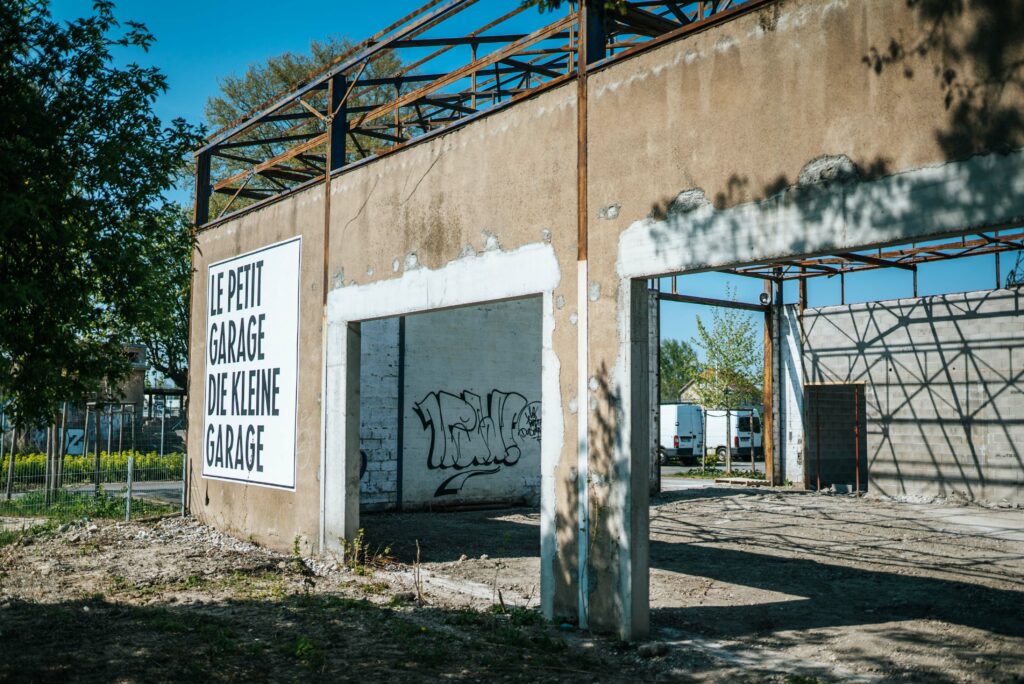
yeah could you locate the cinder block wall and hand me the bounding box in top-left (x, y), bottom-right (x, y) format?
top-left (359, 318), bottom-right (401, 510)
top-left (799, 289), bottom-right (1024, 504)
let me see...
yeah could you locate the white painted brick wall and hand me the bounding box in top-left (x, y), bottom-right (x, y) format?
top-left (359, 317), bottom-right (400, 511)
top-left (402, 298), bottom-right (543, 508)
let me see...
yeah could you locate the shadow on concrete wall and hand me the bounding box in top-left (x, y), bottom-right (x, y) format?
top-left (801, 290), bottom-right (1023, 502)
top-left (637, 0), bottom-right (1024, 270)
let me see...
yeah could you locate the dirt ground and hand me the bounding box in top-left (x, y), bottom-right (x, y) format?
top-left (366, 486), bottom-right (1024, 683)
top-left (0, 487), bottom-right (1021, 682)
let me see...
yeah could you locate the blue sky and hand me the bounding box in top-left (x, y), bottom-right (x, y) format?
top-left (660, 251), bottom-right (1006, 359)
top-left (48, 1), bottom-right (1015, 352)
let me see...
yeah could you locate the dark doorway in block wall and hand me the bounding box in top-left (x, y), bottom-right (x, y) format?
top-left (804, 384), bottom-right (868, 492)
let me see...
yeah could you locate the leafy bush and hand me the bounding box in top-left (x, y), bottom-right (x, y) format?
top-left (0, 451), bottom-right (184, 489)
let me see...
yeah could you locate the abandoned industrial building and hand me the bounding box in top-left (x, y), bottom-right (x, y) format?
top-left (187, 0), bottom-right (1024, 640)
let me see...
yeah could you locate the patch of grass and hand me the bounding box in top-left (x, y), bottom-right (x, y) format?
top-left (0, 489), bottom-right (175, 520)
top-left (292, 635), bottom-right (324, 670)
top-left (181, 574), bottom-right (207, 590)
top-left (0, 520), bottom-right (55, 547)
top-left (786, 676), bottom-right (822, 684)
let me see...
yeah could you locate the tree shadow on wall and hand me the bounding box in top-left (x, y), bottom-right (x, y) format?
top-left (638, 0), bottom-right (1024, 269)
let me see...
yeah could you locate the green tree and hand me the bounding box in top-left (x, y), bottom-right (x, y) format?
top-left (0, 0), bottom-right (202, 427)
top-left (203, 37), bottom-right (407, 218)
top-left (522, 0), bottom-right (627, 13)
top-left (690, 290), bottom-right (762, 410)
top-left (660, 339), bottom-right (700, 402)
top-left (132, 206), bottom-right (194, 390)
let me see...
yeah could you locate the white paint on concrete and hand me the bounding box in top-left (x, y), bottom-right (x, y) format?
top-left (780, 306), bottom-right (805, 486)
top-left (576, 260), bottom-right (590, 629)
top-left (616, 149), bottom-right (1024, 280)
top-left (540, 290), bottom-right (563, 620)
top-left (324, 240), bottom-right (562, 617)
top-left (328, 242), bottom-right (560, 322)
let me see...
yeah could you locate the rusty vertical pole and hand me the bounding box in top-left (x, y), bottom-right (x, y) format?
top-left (194, 152), bottom-right (211, 227)
top-left (575, 0), bottom-right (590, 632)
top-left (471, 43), bottom-right (478, 109)
top-left (854, 385), bottom-right (860, 496)
top-left (815, 397), bottom-right (821, 492)
top-left (995, 230), bottom-right (1001, 288)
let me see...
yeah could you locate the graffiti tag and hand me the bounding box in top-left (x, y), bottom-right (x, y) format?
top-left (413, 390), bottom-right (541, 497)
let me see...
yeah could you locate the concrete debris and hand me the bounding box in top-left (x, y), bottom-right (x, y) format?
top-left (797, 154), bottom-right (858, 186)
top-left (598, 203), bottom-right (621, 220)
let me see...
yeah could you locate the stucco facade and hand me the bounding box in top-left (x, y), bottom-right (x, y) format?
top-left (189, 0), bottom-right (1024, 639)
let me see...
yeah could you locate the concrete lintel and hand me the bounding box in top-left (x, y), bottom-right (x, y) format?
top-left (616, 148), bottom-right (1024, 279)
top-left (327, 242), bottom-right (561, 322)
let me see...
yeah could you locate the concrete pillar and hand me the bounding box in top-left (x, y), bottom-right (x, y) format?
top-left (585, 278), bottom-right (650, 640)
top-left (321, 319), bottom-right (361, 554)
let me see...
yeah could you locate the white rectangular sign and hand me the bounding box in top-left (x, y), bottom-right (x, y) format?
top-left (203, 237), bottom-right (301, 490)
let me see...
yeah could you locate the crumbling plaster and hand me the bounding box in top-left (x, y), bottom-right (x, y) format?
top-left (188, 0), bottom-right (1024, 640)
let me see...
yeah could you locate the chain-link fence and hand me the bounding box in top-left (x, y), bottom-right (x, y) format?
top-left (0, 401), bottom-right (186, 521)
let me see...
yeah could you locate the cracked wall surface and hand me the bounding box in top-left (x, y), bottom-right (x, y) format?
top-left (189, 0), bottom-right (1024, 638)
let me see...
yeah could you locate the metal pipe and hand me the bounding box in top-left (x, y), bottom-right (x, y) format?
top-left (58, 402), bottom-right (67, 487)
top-left (0, 397), bottom-right (5, 498)
top-left (44, 424), bottom-right (52, 507)
top-left (4, 418), bottom-right (13, 501)
top-left (180, 450), bottom-right (188, 517)
top-left (94, 404), bottom-right (101, 497)
top-left (125, 455), bottom-right (134, 522)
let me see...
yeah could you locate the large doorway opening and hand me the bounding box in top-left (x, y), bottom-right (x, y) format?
top-left (357, 297), bottom-right (546, 607)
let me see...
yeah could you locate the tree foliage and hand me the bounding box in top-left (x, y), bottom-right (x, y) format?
top-left (660, 339), bottom-right (700, 402)
top-left (522, 0), bottom-right (628, 14)
top-left (690, 290), bottom-right (763, 410)
top-left (0, 0), bottom-right (202, 426)
top-left (132, 206), bottom-right (194, 390)
top-left (204, 37), bottom-right (406, 217)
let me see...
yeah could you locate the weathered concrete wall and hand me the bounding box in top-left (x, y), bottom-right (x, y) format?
top-left (402, 298), bottom-right (543, 508)
top-left (797, 289), bottom-right (1024, 505)
top-left (190, 0), bottom-right (1024, 638)
top-left (188, 191), bottom-right (325, 555)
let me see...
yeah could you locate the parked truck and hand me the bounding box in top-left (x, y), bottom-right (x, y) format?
top-left (704, 407), bottom-right (763, 461)
top-left (659, 402), bottom-right (704, 464)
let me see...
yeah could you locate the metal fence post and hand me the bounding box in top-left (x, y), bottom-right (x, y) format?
top-left (5, 417), bottom-right (15, 500)
top-left (125, 454), bottom-right (134, 521)
top-left (160, 408), bottom-right (165, 458)
top-left (93, 404), bottom-right (101, 497)
top-left (180, 452), bottom-right (187, 517)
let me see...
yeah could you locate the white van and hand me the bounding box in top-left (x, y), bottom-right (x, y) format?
top-left (659, 403), bottom-right (704, 464)
top-left (705, 408), bottom-right (762, 460)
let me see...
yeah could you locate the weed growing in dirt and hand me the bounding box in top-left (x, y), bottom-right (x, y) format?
top-left (339, 528), bottom-right (393, 575)
top-left (292, 635), bottom-right (325, 671)
top-left (0, 520), bottom-right (54, 547)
